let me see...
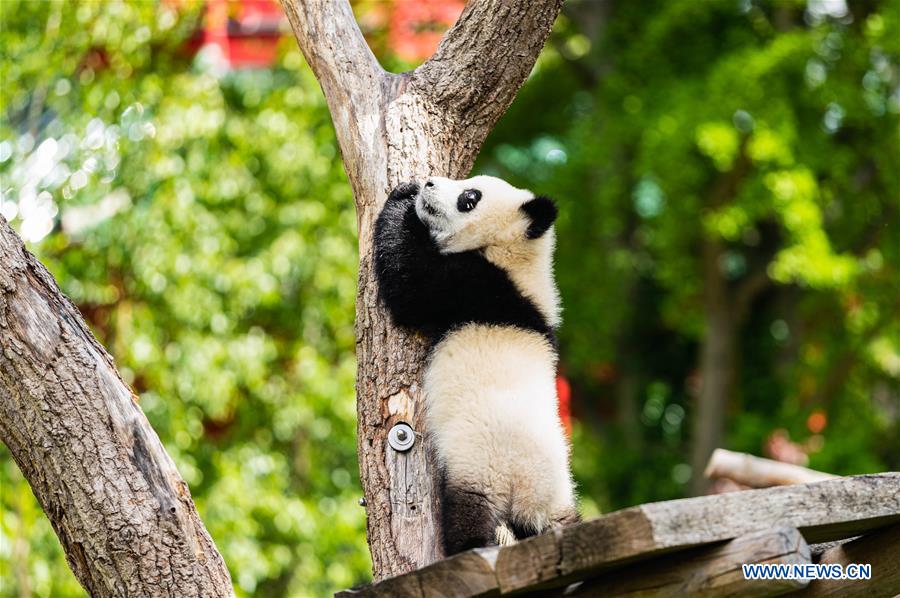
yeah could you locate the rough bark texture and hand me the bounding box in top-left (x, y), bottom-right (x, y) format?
top-left (0, 216), bottom-right (233, 597)
top-left (282, 0), bottom-right (564, 580)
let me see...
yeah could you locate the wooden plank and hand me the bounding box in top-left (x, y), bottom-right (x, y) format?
top-left (566, 526), bottom-right (811, 597)
top-left (791, 524), bottom-right (900, 597)
top-left (496, 473), bottom-right (900, 593)
top-left (336, 548), bottom-right (501, 598)
top-left (807, 538), bottom-right (857, 555)
top-left (337, 474), bottom-right (900, 597)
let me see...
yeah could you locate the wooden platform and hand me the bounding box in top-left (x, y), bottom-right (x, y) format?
top-left (338, 473), bottom-right (900, 597)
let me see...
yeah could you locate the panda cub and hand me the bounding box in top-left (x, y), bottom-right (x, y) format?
top-left (374, 175), bottom-right (579, 556)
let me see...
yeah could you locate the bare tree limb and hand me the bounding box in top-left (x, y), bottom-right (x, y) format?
top-left (282, 0), bottom-right (382, 96)
top-left (705, 448), bottom-right (837, 489)
top-left (0, 216), bottom-right (233, 597)
top-left (414, 0), bottom-right (564, 122)
top-left (282, 0), bottom-right (564, 580)
top-left (281, 0), bottom-right (387, 203)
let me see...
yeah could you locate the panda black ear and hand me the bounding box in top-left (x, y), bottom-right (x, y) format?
top-left (521, 196), bottom-right (558, 239)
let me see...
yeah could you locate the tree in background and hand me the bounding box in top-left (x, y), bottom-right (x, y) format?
top-left (479, 0), bottom-right (899, 503)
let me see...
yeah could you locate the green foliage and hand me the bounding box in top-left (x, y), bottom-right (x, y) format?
top-left (481, 0), bottom-right (899, 509)
top-left (1, 2), bottom-right (367, 595)
top-left (2, 1), bottom-right (899, 596)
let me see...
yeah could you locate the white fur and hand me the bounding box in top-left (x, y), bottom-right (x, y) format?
top-left (417, 175), bottom-right (562, 327)
top-left (484, 229), bottom-right (561, 329)
top-left (416, 175), bottom-right (534, 252)
top-left (424, 324), bottom-right (576, 533)
top-left (414, 175), bottom-right (575, 537)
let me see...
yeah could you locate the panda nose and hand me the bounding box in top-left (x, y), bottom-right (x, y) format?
top-left (424, 179), bottom-right (435, 188)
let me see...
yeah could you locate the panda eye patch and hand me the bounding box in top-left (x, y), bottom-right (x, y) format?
top-left (457, 189), bottom-right (482, 212)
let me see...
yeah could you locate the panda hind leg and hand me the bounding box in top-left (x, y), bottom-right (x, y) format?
top-left (509, 506), bottom-right (582, 541)
top-left (509, 519), bottom-right (540, 541)
top-left (553, 507), bottom-right (582, 528)
top-left (441, 483), bottom-right (500, 556)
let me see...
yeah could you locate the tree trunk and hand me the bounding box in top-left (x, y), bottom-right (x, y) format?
top-left (0, 217), bottom-right (233, 597)
top-left (690, 239), bottom-right (737, 496)
top-left (282, 0), bottom-right (564, 579)
top-left (688, 146), bottom-right (768, 496)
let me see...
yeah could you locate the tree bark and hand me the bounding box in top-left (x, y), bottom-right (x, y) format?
top-left (0, 217), bottom-right (233, 597)
top-left (281, 0), bottom-right (564, 580)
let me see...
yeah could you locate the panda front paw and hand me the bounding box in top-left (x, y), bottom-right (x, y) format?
top-left (386, 181), bottom-right (420, 204)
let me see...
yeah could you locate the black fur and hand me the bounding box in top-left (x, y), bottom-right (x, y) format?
top-left (374, 183), bottom-right (553, 343)
top-left (457, 188), bottom-right (482, 212)
top-left (521, 196), bottom-right (558, 240)
top-left (441, 480), bottom-right (498, 555)
top-left (374, 182), bottom-right (562, 556)
top-left (509, 520), bottom-right (540, 542)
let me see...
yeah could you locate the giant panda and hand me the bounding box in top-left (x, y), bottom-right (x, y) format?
top-left (373, 175), bottom-right (579, 556)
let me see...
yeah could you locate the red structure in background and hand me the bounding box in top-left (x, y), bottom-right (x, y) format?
top-left (387, 0), bottom-right (465, 61)
top-left (180, 0), bottom-right (466, 67)
top-left (357, 0), bottom-right (464, 62)
top-left (179, 0), bottom-right (284, 69)
top-left (205, 0), bottom-right (283, 68)
top-left (557, 374), bottom-right (572, 436)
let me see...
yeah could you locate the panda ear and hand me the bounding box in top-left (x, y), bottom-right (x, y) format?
top-left (521, 196), bottom-right (558, 239)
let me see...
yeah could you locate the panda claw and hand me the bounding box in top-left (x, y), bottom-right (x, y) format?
top-left (386, 181), bottom-right (420, 203)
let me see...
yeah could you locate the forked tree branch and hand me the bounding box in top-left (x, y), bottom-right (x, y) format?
top-left (282, 0), bottom-right (565, 200)
top-left (281, 0), bottom-right (565, 580)
top-left (0, 217), bottom-right (233, 597)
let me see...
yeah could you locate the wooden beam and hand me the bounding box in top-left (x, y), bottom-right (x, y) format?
top-left (496, 473), bottom-right (900, 593)
top-left (705, 449), bottom-right (837, 488)
top-left (335, 548), bottom-right (501, 598)
top-left (791, 524), bottom-right (900, 597)
top-left (567, 526), bottom-right (811, 597)
top-left (338, 473), bottom-right (900, 596)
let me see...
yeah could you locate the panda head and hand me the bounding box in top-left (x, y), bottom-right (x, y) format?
top-left (415, 175), bottom-right (557, 254)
